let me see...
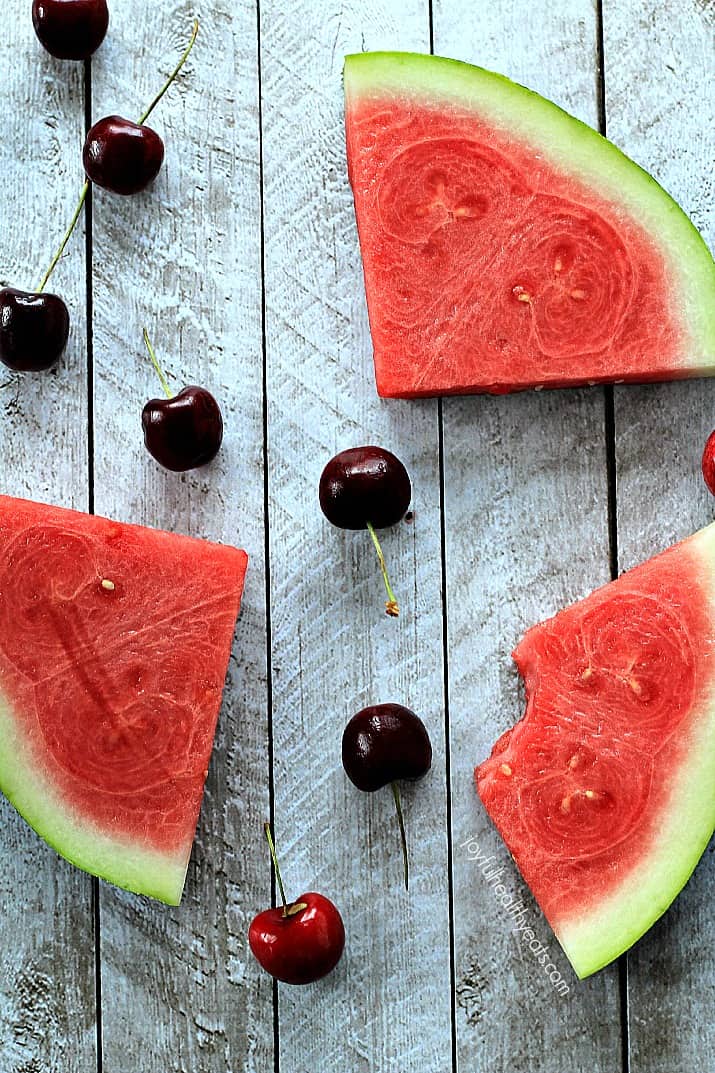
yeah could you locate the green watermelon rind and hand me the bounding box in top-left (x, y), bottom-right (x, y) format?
top-left (558, 523), bottom-right (715, 979)
top-left (0, 688), bottom-right (188, 905)
top-left (344, 52), bottom-right (715, 371)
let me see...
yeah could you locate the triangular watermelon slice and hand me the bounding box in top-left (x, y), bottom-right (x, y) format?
top-left (0, 496), bottom-right (248, 905)
top-left (344, 52), bottom-right (715, 397)
top-left (476, 524), bottom-right (715, 978)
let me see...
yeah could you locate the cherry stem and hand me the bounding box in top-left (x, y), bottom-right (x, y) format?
top-left (142, 328), bottom-right (172, 399)
top-left (366, 521), bottom-right (399, 617)
top-left (36, 181), bottom-right (90, 294)
top-left (264, 821), bottom-right (290, 918)
top-left (137, 19), bottom-right (199, 126)
top-left (391, 782), bottom-right (409, 891)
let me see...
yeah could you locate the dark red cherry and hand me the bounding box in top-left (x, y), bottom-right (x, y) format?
top-left (343, 703), bottom-right (432, 890)
top-left (83, 117), bottom-right (165, 195)
top-left (342, 704), bottom-right (432, 792)
top-left (0, 288), bottom-right (69, 371)
top-left (319, 446), bottom-right (411, 530)
top-left (142, 387), bottom-right (223, 472)
top-left (702, 431), bottom-right (715, 496)
top-left (32, 0), bottom-right (109, 60)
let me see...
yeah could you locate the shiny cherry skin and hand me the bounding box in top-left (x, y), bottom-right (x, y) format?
top-left (702, 431), bottom-right (715, 496)
top-left (342, 703), bottom-right (432, 792)
top-left (32, 0), bottom-right (109, 60)
top-left (142, 387), bottom-right (223, 472)
top-left (249, 892), bottom-right (345, 985)
top-left (83, 116), bottom-right (165, 195)
top-left (0, 288), bottom-right (69, 371)
top-left (319, 446), bottom-right (411, 530)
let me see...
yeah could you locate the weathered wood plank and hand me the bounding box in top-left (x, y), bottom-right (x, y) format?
top-left (0, 5), bottom-right (96, 1071)
top-left (604, 1), bottom-right (715, 1068)
top-left (90, 3), bottom-right (272, 1070)
top-left (432, 1), bottom-right (623, 1068)
top-left (260, 1), bottom-right (454, 1069)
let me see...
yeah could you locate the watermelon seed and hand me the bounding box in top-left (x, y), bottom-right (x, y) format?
top-left (560, 795), bottom-right (572, 813)
top-left (101, 579), bottom-right (115, 591)
top-left (570, 289), bottom-right (587, 301)
top-left (628, 677), bottom-right (642, 696)
top-left (581, 667), bottom-right (593, 682)
top-left (554, 257), bottom-right (563, 273)
top-left (500, 763), bottom-right (513, 777)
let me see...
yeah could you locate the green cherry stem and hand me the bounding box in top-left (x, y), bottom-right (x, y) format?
top-left (366, 521), bottom-right (399, 618)
top-left (391, 782), bottom-right (409, 891)
top-left (264, 822), bottom-right (307, 919)
top-left (143, 329), bottom-right (172, 399)
top-left (137, 19), bottom-right (199, 126)
top-left (36, 181), bottom-right (89, 294)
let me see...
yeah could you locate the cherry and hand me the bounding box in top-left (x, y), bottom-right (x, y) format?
top-left (343, 703), bottom-right (432, 890)
top-left (32, 0), bottom-right (109, 60)
top-left (0, 180), bottom-right (88, 372)
top-left (141, 329), bottom-right (223, 472)
top-left (248, 823), bottom-right (345, 985)
top-left (0, 289), bottom-right (69, 371)
top-left (702, 431), bottom-right (715, 496)
top-left (319, 446), bottom-right (411, 617)
top-left (83, 117), bottom-right (164, 196)
top-left (83, 20), bottom-right (198, 195)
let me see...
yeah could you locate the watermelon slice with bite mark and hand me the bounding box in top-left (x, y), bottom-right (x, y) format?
top-left (476, 524), bottom-right (715, 978)
top-left (344, 52), bottom-right (715, 397)
top-left (0, 495), bottom-right (248, 905)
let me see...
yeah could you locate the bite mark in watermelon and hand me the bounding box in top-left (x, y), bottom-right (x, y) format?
top-left (476, 525), bottom-right (715, 978)
top-left (0, 496), bottom-right (248, 905)
top-left (344, 52), bottom-right (715, 397)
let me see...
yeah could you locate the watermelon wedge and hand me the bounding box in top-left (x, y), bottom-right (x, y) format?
top-left (344, 52), bottom-right (715, 397)
top-left (476, 525), bottom-right (715, 978)
top-left (0, 496), bottom-right (248, 905)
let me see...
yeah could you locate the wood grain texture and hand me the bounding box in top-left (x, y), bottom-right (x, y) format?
top-left (260, 2), bottom-right (455, 1070)
top-left (432, 2), bottom-right (623, 1069)
top-left (604, 1), bottom-right (715, 1069)
top-left (90, 3), bottom-right (272, 1070)
top-left (0, 6), bottom-right (96, 1072)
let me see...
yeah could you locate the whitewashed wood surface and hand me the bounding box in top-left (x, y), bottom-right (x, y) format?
top-left (0, 1), bottom-right (712, 1071)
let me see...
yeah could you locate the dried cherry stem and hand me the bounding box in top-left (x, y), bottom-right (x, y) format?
top-left (36, 181), bottom-right (89, 294)
top-left (366, 521), bottom-right (399, 618)
top-left (391, 782), bottom-right (409, 891)
top-left (142, 329), bottom-right (172, 399)
top-left (137, 19), bottom-right (199, 126)
top-left (263, 822), bottom-right (306, 919)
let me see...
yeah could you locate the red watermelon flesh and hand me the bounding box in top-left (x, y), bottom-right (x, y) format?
top-left (345, 53), bottom-right (715, 397)
top-left (476, 524), bottom-right (715, 978)
top-left (0, 495), bottom-right (248, 904)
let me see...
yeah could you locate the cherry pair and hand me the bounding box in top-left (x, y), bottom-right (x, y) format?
top-left (250, 703), bottom-right (431, 986)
